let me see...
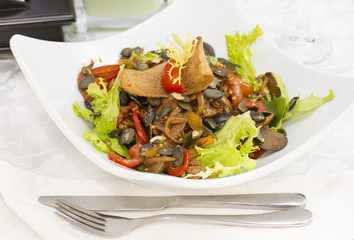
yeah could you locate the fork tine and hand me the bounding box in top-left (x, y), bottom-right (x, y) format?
top-left (54, 210), bottom-right (106, 235)
top-left (55, 204), bottom-right (106, 230)
top-left (55, 201), bottom-right (106, 228)
top-left (56, 199), bottom-right (104, 221)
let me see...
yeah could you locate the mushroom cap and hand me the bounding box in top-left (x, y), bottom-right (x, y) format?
top-left (257, 126), bottom-right (288, 151)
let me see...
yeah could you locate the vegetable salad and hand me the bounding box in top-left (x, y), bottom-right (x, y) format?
top-left (73, 26), bottom-right (333, 179)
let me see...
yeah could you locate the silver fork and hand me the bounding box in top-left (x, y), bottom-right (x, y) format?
top-left (55, 199), bottom-right (312, 237)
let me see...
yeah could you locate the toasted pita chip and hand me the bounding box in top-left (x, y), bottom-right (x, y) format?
top-left (120, 36), bottom-right (213, 97)
top-left (182, 37), bottom-right (214, 95)
top-left (120, 62), bottom-right (168, 98)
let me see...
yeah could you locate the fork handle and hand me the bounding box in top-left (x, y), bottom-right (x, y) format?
top-left (145, 208), bottom-right (312, 228)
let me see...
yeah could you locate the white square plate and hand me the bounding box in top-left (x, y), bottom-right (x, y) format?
top-left (10, 0), bottom-right (354, 189)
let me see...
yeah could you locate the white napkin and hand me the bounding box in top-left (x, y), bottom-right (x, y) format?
top-left (1, 149), bottom-right (354, 240)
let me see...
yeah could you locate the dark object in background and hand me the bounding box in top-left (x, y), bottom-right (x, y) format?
top-left (0, 0), bottom-right (31, 11)
top-left (0, 0), bottom-right (76, 51)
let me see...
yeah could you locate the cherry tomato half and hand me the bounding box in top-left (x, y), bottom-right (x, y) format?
top-left (161, 59), bottom-right (184, 94)
top-left (225, 73), bottom-right (243, 108)
top-left (240, 81), bottom-right (253, 97)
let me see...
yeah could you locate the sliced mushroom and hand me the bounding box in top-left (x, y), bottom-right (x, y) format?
top-left (256, 126), bottom-right (287, 151)
top-left (264, 72), bottom-right (281, 98)
top-left (144, 161), bottom-right (168, 174)
top-left (119, 37), bottom-right (214, 98)
top-left (144, 155), bottom-right (175, 173)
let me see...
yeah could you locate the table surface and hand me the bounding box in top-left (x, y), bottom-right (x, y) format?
top-left (1, 0), bottom-right (354, 239)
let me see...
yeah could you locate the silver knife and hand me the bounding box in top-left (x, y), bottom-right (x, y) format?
top-left (38, 193), bottom-right (306, 211)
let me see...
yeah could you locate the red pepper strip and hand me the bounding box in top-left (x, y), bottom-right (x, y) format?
top-left (91, 65), bottom-right (120, 77)
top-left (134, 132), bottom-right (144, 144)
top-left (129, 101), bottom-right (142, 119)
top-left (108, 143), bottom-right (143, 168)
top-left (94, 78), bottom-right (106, 89)
top-left (116, 106), bottom-right (132, 127)
top-left (116, 112), bottom-right (126, 127)
top-left (225, 73), bottom-right (243, 108)
top-left (242, 100), bottom-right (266, 112)
top-left (102, 73), bottom-right (118, 82)
top-left (132, 111), bottom-right (149, 144)
top-left (251, 148), bottom-right (264, 159)
top-left (166, 146), bottom-right (190, 176)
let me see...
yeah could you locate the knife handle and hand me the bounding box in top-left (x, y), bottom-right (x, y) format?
top-left (170, 193), bottom-right (306, 209)
top-left (146, 208), bottom-right (312, 227)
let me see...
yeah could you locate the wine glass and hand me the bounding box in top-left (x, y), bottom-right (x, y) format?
top-left (271, 0), bottom-right (332, 64)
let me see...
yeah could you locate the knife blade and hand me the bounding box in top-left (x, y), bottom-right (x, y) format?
top-left (38, 193), bottom-right (306, 211)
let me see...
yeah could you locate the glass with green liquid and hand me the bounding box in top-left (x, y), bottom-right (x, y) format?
top-left (81, 0), bottom-right (167, 29)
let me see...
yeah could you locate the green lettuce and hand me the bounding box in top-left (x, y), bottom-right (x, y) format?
top-left (92, 77), bottom-right (120, 135)
top-left (265, 72), bottom-right (334, 129)
top-left (284, 90), bottom-right (334, 120)
top-left (265, 96), bottom-right (288, 129)
top-left (225, 25), bottom-right (263, 90)
top-left (272, 72), bottom-right (289, 101)
top-left (86, 80), bottom-right (108, 112)
top-left (190, 112), bottom-right (260, 179)
top-left (83, 131), bottom-right (110, 153)
top-left (208, 56), bottom-right (221, 65)
top-left (73, 66), bottom-right (129, 158)
top-left (95, 132), bottom-right (128, 158)
top-left (130, 51), bottom-right (160, 64)
top-left (72, 102), bottom-right (95, 122)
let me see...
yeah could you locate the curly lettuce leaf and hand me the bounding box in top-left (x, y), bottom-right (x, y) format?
top-left (193, 112), bottom-right (260, 179)
top-left (95, 132), bottom-right (129, 158)
top-left (130, 51), bottom-right (161, 64)
top-left (157, 33), bottom-right (196, 65)
top-left (72, 102), bottom-right (95, 122)
top-left (226, 25), bottom-right (263, 90)
top-left (272, 72), bottom-right (289, 102)
top-left (81, 130), bottom-right (129, 158)
top-left (73, 65), bottom-right (128, 157)
top-left (208, 56), bottom-right (221, 65)
top-left (157, 34), bottom-right (197, 86)
top-left (284, 89), bottom-right (334, 120)
top-left (92, 74), bottom-right (121, 135)
top-left (83, 131), bottom-right (110, 153)
top-left (185, 160), bottom-right (257, 179)
top-left (265, 73), bottom-right (334, 129)
top-left (86, 79), bottom-right (109, 113)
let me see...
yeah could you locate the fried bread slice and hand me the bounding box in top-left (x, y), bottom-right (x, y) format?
top-left (119, 37), bottom-right (213, 97)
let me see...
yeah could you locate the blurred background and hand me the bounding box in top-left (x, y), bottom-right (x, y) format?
top-left (1, 0), bottom-right (353, 76)
top-left (62, 0), bottom-right (354, 75)
top-left (237, 0), bottom-right (354, 75)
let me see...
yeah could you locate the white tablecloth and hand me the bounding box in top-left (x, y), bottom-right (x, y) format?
top-left (1, 0), bottom-right (354, 239)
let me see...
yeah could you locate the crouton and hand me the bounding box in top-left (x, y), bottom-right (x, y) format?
top-left (120, 37), bottom-right (213, 97)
